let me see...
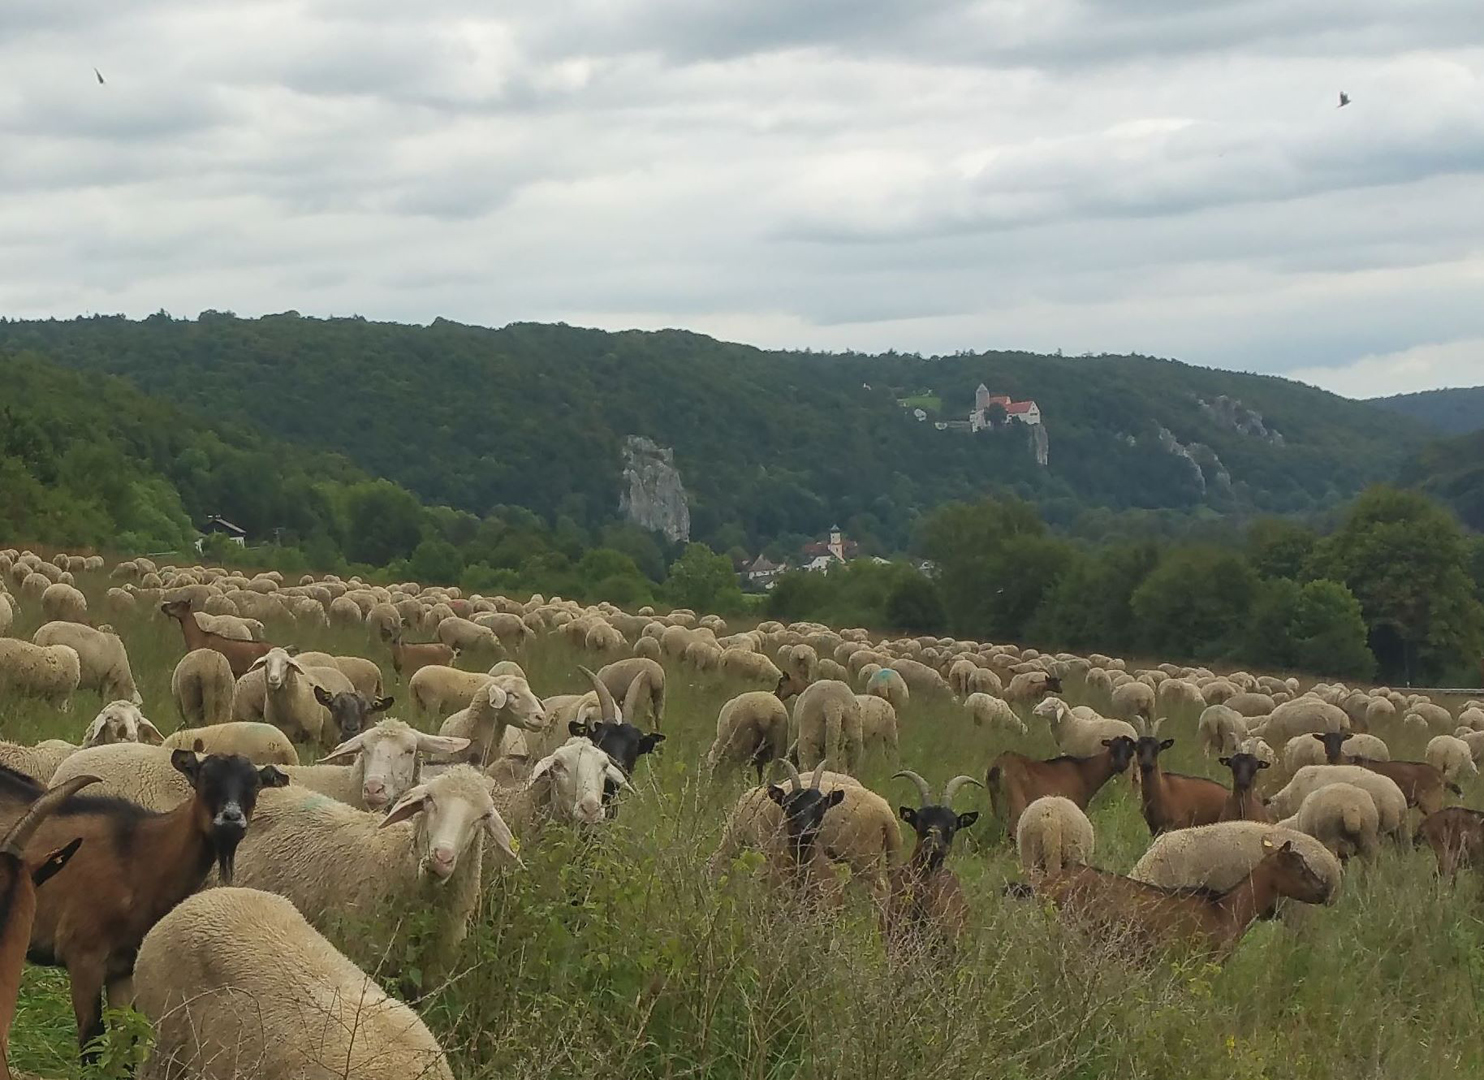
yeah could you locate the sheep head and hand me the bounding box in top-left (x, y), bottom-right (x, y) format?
top-left (531, 739), bottom-right (629, 826)
top-left (250, 648), bottom-right (302, 691)
top-left (82, 701), bottom-right (164, 747)
top-left (381, 765), bottom-right (518, 879)
top-left (323, 719), bottom-right (470, 811)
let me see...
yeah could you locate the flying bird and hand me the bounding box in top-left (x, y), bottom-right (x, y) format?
top-left (1338, 91), bottom-right (1350, 107)
top-left (94, 67), bottom-right (105, 85)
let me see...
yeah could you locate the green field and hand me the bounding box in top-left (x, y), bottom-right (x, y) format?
top-left (4, 571), bottom-right (1483, 1080)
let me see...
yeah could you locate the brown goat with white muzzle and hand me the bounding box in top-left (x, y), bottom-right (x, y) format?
top-left (0, 751), bottom-right (287, 1062)
top-left (883, 770), bottom-right (981, 953)
top-left (1, 773), bottom-right (97, 1080)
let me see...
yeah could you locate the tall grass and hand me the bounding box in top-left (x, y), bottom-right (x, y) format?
top-left (3, 572), bottom-right (1483, 1079)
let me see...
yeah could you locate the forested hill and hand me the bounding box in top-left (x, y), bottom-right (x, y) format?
top-left (0, 313), bottom-right (1429, 552)
top-left (1402, 427), bottom-right (1484, 532)
top-left (1367, 386), bottom-right (1484, 435)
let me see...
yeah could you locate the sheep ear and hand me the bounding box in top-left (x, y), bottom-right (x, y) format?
top-left (247, 656), bottom-right (268, 673)
top-left (138, 718), bottom-right (165, 745)
top-left (1311, 733), bottom-right (1325, 743)
top-left (81, 715), bottom-right (109, 746)
top-left (381, 786), bottom-right (430, 828)
top-left (1159, 739), bottom-right (1174, 751)
top-left (31, 837), bottom-right (83, 887)
top-left (413, 733), bottom-right (471, 757)
top-left (320, 732), bottom-right (368, 763)
top-left (486, 685), bottom-right (509, 709)
top-left (314, 685), bottom-right (334, 708)
top-left (258, 765), bottom-right (290, 788)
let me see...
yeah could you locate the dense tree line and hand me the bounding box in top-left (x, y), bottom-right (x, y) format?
top-left (0, 312), bottom-right (1432, 554)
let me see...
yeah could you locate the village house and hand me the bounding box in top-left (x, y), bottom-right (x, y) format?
top-left (968, 384), bottom-right (1041, 432)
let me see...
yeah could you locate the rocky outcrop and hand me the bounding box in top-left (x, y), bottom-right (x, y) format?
top-left (619, 436), bottom-right (691, 542)
top-left (1030, 423), bottom-right (1050, 467)
top-left (1197, 395), bottom-right (1283, 445)
top-left (1155, 426), bottom-right (1231, 494)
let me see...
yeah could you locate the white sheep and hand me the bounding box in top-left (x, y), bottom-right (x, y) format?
top-left (1110, 681), bottom-right (1155, 722)
top-left (964, 692), bottom-right (1026, 734)
top-left (31, 621), bottom-right (141, 704)
top-left (1425, 735), bottom-right (1479, 784)
top-left (1277, 783), bottom-right (1380, 860)
top-left (82, 699), bottom-right (165, 746)
top-left (1405, 702), bottom-right (1455, 734)
top-left (0, 738), bottom-right (79, 783)
top-left (230, 765), bottom-right (517, 986)
top-left (133, 887), bottom-right (454, 1080)
top-left (284, 720), bottom-right (471, 810)
top-left (1453, 726), bottom-right (1484, 766)
top-left (1196, 704), bottom-right (1249, 757)
top-left (705, 691), bottom-right (790, 779)
top-left (1131, 820), bottom-right (1343, 904)
top-left (409, 664), bottom-right (492, 717)
top-left (162, 722), bottom-right (301, 766)
top-left (1249, 697), bottom-right (1350, 743)
top-left (1266, 765), bottom-right (1408, 841)
top-left (488, 737), bottom-right (631, 833)
top-left (40, 581), bottom-right (88, 623)
top-left (171, 648), bottom-right (237, 727)
top-left (249, 648), bottom-right (355, 749)
top-left (791, 680), bottom-right (864, 775)
top-left (865, 667), bottom-right (911, 712)
top-left (438, 675), bottom-right (548, 767)
top-left (0, 638), bottom-right (81, 710)
top-left (1015, 795), bottom-right (1095, 875)
top-left (0, 591), bottom-right (13, 636)
top-left (595, 657), bottom-right (666, 726)
top-left (1032, 697), bottom-right (1137, 758)
top-left (854, 694), bottom-right (900, 759)
top-left (436, 615), bottom-right (502, 656)
top-left (51, 743), bottom-right (197, 810)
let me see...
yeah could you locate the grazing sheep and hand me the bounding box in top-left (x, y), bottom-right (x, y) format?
top-left (0, 739), bottom-right (80, 784)
top-left (1130, 820), bottom-right (1343, 906)
top-left (438, 675), bottom-right (548, 767)
top-left (437, 615), bottom-right (502, 657)
top-left (1454, 727), bottom-right (1484, 766)
top-left (866, 667), bottom-right (911, 712)
top-left (1197, 705), bottom-right (1249, 757)
top-left (1266, 765), bottom-right (1408, 841)
top-left (1033, 697), bottom-right (1138, 758)
top-left (249, 648), bottom-right (354, 749)
top-left (1425, 735), bottom-right (1478, 785)
top-left (1157, 678), bottom-right (1205, 716)
top-left (1249, 697), bottom-right (1350, 743)
top-left (595, 658), bottom-right (666, 727)
top-left (854, 694), bottom-right (900, 760)
top-left (791, 680), bottom-right (864, 775)
top-left (1404, 702), bottom-right (1455, 734)
top-left (1004, 671), bottom-right (1061, 705)
top-left (1418, 808), bottom-right (1484, 879)
top-left (1110, 681), bottom-right (1155, 723)
top-left (965, 692), bottom-right (1026, 734)
top-left (1278, 782), bottom-right (1380, 860)
top-left (162, 722), bottom-right (300, 766)
top-left (193, 612), bottom-right (261, 641)
top-left (365, 601), bottom-right (403, 643)
top-left (1225, 692), bottom-right (1276, 718)
top-left (228, 766), bottom-right (517, 989)
top-left (1015, 795), bottom-right (1095, 875)
top-left (133, 887), bottom-right (454, 1080)
top-left (887, 658), bottom-right (952, 697)
top-left (171, 648), bottom-right (237, 727)
top-left (409, 664), bottom-right (491, 717)
top-left (31, 621), bottom-right (141, 705)
top-left (0, 639), bottom-right (81, 710)
top-left (706, 691), bottom-right (790, 781)
top-left (0, 592), bottom-right (12, 636)
top-left (40, 581), bottom-right (88, 623)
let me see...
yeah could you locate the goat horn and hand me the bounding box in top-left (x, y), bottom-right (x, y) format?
top-left (892, 770), bottom-right (932, 807)
top-left (1151, 717), bottom-right (1165, 738)
top-left (1, 775), bottom-right (100, 856)
top-left (577, 666), bottom-right (619, 723)
top-left (773, 759), bottom-right (803, 793)
top-left (942, 775), bottom-right (983, 806)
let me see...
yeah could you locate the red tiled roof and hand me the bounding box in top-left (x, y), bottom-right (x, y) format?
top-left (1004, 400), bottom-right (1038, 414)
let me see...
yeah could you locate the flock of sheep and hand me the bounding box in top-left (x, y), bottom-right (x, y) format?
top-left (2, 545), bottom-right (1483, 1079)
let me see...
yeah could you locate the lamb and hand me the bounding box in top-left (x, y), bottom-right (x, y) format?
top-left (965, 692), bottom-right (1026, 734)
top-left (171, 647), bottom-right (237, 727)
top-left (0, 775), bottom-right (95, 1080)
top-left (595, 657), bottom-right (666, 727)
top-left (1218, 753), bottom-right (1270, 823)
top-left (1278, 782), bottom-right (1380, 860)
top-left (1425, 735), bottom-right (1478, 785)
top-left (162, 721), bottom-right (300, 765)
top-left (132, 887), bottom-right (454, 1080)
top-left (1130, 820), bottom-right (1344, 907)
top-left (249, 648), bottom-right (355, 749)
top-left (160, 599), bottom-right (277, 678)
top-left (40, 581), bottom-right (88, 623)
top-left (1033, 697), bottom-right (1138, 758)
top-left (791, 680), bottom-right (864, 775)
top-left (987, 737), bottom-right (1136, 836)
top-left (1028, 838), bottom-right (1330, 961)
top-left (0, 639), bottom-right (81, 710)
top-left (1015, 795), bottom-right (1095, 875)
top-left (1417, 808), bottom-right (1484, 879)
top-left (884, 771), bottom-right (981, 949)
top-left (32, 621), bottom-right (142, 704)
top-left (409, 664), bottom-right (491, 717)
top-left (0, 751), bottom-right (286, 1057)
top-left (1110, 681), bottom-right (1155, 723)
top-left (438, 675), bottom-right (548, 767)
top-left (1266, 765), bottom-right (1408, 840)
top-left (1197, 704), bottom-right (1249, 757)
top-left (706, 691), bottom-right (790, 781)
top-left (229, 766), bottom-right (517, 988)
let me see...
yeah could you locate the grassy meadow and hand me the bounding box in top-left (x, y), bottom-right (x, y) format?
top-left (3, 569), bottom-right (1484, 1080)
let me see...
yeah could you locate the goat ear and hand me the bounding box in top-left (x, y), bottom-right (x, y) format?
top-left (371, 696), bottom-right (394, 713)
top-left (765, 785), bottom-right (787, 806)
top-left (899, 806), bottom-right (917, 825)
top-left (381, 786), bottom-right (430, 828)
top-left (32, 837), bottom-right (83, 887)
top-left (314, 685), bottom-right (334, 707)
top-left (1100, 739), bottom-right (1113, 748)
top-left (957, 811), bottom-right (980, 830)
top-left (171, 748), bottom-right (202, 784)
top-left (824, 789), bottom-right (845, 809)
top-left (1218, 757), bottom-right (1231, 767)
top-left (639, 733), bottom-right (665, 755)
top-left (569, 720), bottom-right (590, 738)
top-left (1311, 733), bottom-right (1326, 743)
top-left (1257, 760), bottom-right (1270, 769)
top-left (1159, 739), bottom-right (1174, 751)
top-left (258, 765), bottom-right (290, 788)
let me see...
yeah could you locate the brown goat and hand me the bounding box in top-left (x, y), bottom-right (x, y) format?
top-left (160, 599), bottom-right (278, 678)
top-left (1134, 724), bottom-right (1227, 835)
top-left (1, 774), bottom-right (96, 1080)
top-left (1418, 807), bottom-right (1484, 879)
top-left (0, 752), bottom-right (287, 1060)
top-left (1351, 758), bottom-right (1458, 815)
top-left (882, 771), bottom-right (981, 955)
top-left (1218, 753), bottom-right (1271, 823)
top-left (1031, 838), bottom-right (1329, 961)
top-left (388, 632), bottom-right (457, 679)
top-left (987, 736), bottom-right (1135, 836)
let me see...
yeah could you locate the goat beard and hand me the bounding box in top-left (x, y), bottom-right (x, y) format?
top-left (214, 833), bottom-right (243, 885)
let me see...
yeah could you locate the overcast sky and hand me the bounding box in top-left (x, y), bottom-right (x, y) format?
top-left (3, 1), bottom-right (1481, 398)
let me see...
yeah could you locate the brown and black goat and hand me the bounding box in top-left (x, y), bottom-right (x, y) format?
top-left (987, 736), bottom-right (1135, 836)
top-left (883, 770), bottom-right (981, 953)
top-left (761, 761), bottom-right (846, 906)
top-left (1, 773), bottom-right (96, 1080)
top-left (570, 667), bottom-right (664, 817)
top-left (160, 599), bottom-right (279, 678)
top-left (0, 751), bottom-right (287, 1061)
top-left (1133, 719), bottom-right (1227, 835)
top-left (313, 686), bottom-right (394, 742)
top-left (1218, 752), bottom-right (1271, 823)
top-left (1028, 838), bottom-right (1329, 961)
top-left (1418, 807), bottom-right (1484, 879)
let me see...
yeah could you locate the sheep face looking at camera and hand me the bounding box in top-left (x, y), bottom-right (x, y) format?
top-left (530, 739), bottom-right (632, 826)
